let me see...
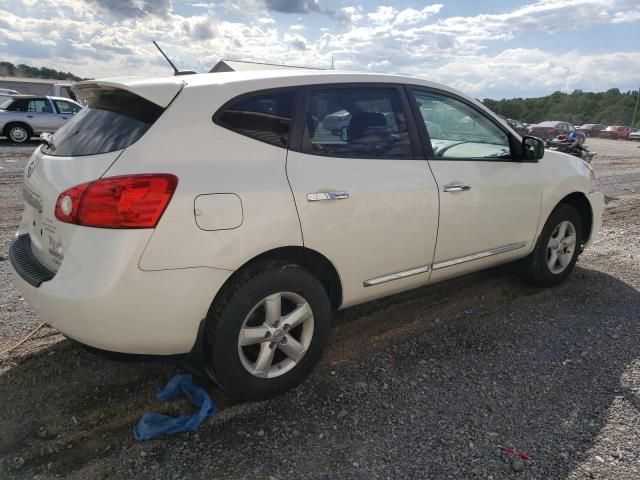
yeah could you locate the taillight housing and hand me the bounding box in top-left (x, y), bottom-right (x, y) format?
top-left (55, 174), bottom-right (178, 228)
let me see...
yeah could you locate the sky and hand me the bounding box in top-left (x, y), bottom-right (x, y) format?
top-left (0, 0), bottom-right (639, 99)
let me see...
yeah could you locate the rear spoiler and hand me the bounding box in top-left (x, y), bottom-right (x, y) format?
top-left (73, 77), bottom-right (186, 108)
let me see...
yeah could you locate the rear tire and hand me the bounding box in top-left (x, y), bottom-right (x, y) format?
top-left (5, 123), bottom-right (32, 144)
top-left (204, 261), bottom-right (332, 401)
top-left (522, 203), bottom-right (583, 287)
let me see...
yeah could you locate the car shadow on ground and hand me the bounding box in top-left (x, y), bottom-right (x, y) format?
top-left (1, 264), bottom-right (639, 478)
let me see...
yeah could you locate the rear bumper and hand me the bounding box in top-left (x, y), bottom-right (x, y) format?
top-left (9, 228), bottom-right (232, 355)
top-left (585, 191), bottom-right (604, 248)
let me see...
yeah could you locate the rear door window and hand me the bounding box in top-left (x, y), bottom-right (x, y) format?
top-left (300, 87), bottom-right (412, 158)
top-left (215, 90), bottom-right (295, 147)
top-left (28, 99), bottom-right (53, 113)
top-left (41, 89), bottom-right (163, 157)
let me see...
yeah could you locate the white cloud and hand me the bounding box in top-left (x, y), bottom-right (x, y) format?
top-left (1, 0), bottom-right (639, 98)
top-left (340, 6), bottom-right (363, 24)
top-left (394, 4), bottom-right (443, 25)
top-left (367, 6), bottom-right (397, 25)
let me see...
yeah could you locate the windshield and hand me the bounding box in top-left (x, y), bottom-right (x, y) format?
top-left (41, 89), bottom-right (164, 157)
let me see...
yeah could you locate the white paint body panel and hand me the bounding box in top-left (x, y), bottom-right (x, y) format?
top-left (287, 151), bottom-right (439, 307)
top-left (427, 160), bottom-right (542, 282)
top-left (10, 70), bottom-right (604, 355)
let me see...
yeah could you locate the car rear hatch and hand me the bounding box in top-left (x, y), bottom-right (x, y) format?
top-left (19, 78), bottom-right (184, 274)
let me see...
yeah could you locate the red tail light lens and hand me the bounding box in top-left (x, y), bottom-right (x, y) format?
top-left (55, 174), bottom-right (178, 228)
top-left (547, 128), bottom-right (555, 132)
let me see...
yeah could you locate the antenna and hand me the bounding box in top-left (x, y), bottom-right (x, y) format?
top-left (330, 53), bottom-right (335, 70)
top-left (153, 41), bottom-right (196, 76)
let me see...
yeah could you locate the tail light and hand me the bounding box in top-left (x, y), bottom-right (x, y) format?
top-left (55, 174), bottom-right (178, 228)
top-left (547, 128), bottom-right (555, 132)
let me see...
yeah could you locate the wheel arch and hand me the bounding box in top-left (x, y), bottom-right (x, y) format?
top-left (3, 121), bottom-right (33, 140)
top-left (554, 192), bottom-right (594, 245)
top-left (219, 246), bottom-right (343, 311)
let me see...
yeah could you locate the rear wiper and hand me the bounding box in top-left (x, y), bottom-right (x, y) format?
top-left (39, 132), bottom-right (55, 150)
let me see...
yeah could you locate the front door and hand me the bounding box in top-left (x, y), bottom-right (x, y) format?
top-left (407, 88), bottom-right (542, 280)
top-left (286, 85), bottom-right (439, 307)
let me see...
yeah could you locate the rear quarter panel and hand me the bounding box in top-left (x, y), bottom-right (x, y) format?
top-left (103, 82), bottom-right (303, 271)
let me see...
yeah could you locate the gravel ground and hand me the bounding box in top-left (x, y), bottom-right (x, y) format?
top-left (1, 138), bottom-right (639, 479)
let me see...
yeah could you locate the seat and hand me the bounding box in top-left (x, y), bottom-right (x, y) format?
top-left (346, 112), bottom-right (387, 143)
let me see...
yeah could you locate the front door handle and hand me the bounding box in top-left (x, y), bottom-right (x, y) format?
top-left (307, 191), bottom-right (350, 202)
top-left (443, 183), bottom-right (471, 192)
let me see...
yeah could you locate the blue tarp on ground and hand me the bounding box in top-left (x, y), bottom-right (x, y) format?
top-left (134, 374), bottom-right (217, 441)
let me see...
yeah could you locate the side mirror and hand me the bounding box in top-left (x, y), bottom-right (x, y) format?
top-left (522, 136), bottom-right (545, 161)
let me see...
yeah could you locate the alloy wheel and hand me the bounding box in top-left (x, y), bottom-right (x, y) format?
top-left (9, 126), bottom-right (28, 143)
top-left (237, 291), bottom-right (314, 378)
top-left (546, 220), bottom-right (577, 274)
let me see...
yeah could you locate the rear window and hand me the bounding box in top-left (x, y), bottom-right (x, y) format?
top-left (41, 89), bottom-right (163, 157)
top-left (214, 89), bottom-right (295, 148)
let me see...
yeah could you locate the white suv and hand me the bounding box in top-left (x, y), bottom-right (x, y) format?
top-left (9, 71), bottom-right (603, 400)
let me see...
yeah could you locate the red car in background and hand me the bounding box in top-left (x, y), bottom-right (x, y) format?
top-left (528, 121), bottom-right (577, 141)
top-left (602, 125), bottom-right (632, 139)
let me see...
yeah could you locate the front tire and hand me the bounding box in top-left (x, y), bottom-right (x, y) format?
top-left (522, 203), bottom-right (583, 287)
top-left (204, 261), bottom-right (332, 401)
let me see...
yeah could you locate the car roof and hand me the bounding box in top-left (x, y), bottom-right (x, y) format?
top-left (2, 94), bottom-right (79, 102)
top-left (74, 70), bottom-right (484, 111)
top-left (534, 121), bottom-right (563, 127)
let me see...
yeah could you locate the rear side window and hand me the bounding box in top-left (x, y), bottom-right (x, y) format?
top-left (42, 89), bottom-right (163, 157)
top-left (215, 90), bottom-right (295, 147)
top-left (301, 87), bottom-right (412, 158)
top-left (6, 98), bottom-right (52, 113)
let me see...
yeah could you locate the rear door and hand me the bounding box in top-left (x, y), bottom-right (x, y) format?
top-left (406, 87), bottom-right (542, 281)
top-left (286, 84), bottom-right (439, 307)
top-left (27, 98), bottom-right (60, 133)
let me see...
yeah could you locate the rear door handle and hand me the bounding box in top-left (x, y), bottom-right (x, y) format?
top-left (27, 115), bottom-right (33, 118)
top-left (443, 183), bottom-right (471, 192)
top-left (307, 191), bottom-right (350, 201)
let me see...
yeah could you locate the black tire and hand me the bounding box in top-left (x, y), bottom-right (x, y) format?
top-left (4, 123), bottom-right (32, 144)
top-left (204, 261), bottom-right (332, 401)
top-left (522, 203), bottom-right (583, 287)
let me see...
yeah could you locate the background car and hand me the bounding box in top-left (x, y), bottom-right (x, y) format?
top-left (601, 125), bottom-right (632, 139)
top-left (0, 88), bottom-right (20, 95)
top-left (628, 129), bottom-right (640, 141)
top-left (0, 95), bottom-right (82, 143)
top-left (322, 109), bottom-right (352, 133)
top-left (528, 121), bottom-right (578, 141)
top-left (506, 118), bottom-right (528, 136)
top-left (576, 123), bottom-right (605, 137)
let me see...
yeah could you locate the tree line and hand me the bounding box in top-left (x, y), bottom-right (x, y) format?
top-left (0, 61), bottom-right (84, 82)
top-left (483, 89), bottom-right (640, 128)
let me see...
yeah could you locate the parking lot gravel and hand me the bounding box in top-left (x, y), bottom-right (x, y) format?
top-left (1, 138), bottom-right (639, 479)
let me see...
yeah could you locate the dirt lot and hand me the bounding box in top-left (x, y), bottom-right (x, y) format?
top-left (1, 138), bottom-right (639, 479)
